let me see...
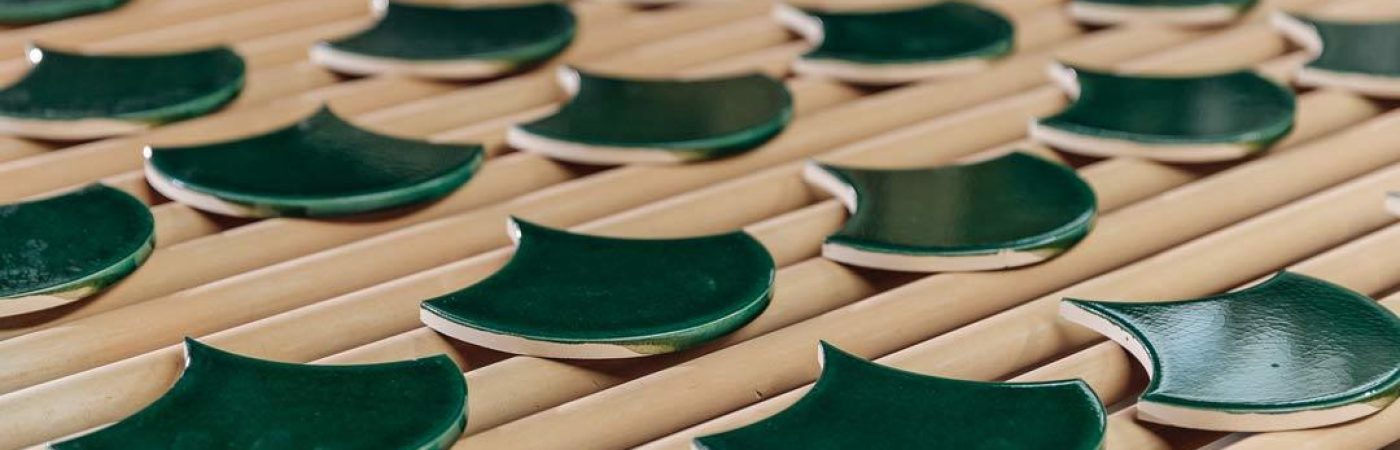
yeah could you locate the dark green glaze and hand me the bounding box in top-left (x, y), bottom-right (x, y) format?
top-left (54, 339), bottom-right (467, 450)
top-left (146, 107), bottom-right (483, 217)
top-left (1074, 0), bottom-right (1255, 8)
top-left (797, 2), bottom-right (1014, 65)
top-left (323, 1), bottom-right (574, 65)
top-left (1291, 16), bottom-right (1400, 77)
top-left (812, 152), bottom-right (1097, 259)
top-left (695, 342), bottom-right (1106, 450)
top-left (0, 46), bottom-right (243, 122)
top-left (1039, 65), bottom-right (1295, 148)
top-left (0, 184), bottom-right (153, 301)
top-left (1063, 271), bottom-right (1400, 415)
top-left (514, 70), bottom-right (792, 160)
top-left (0, 0), bottom-right (127, 23)
top-left (420, 218), bottom-right (775, 356)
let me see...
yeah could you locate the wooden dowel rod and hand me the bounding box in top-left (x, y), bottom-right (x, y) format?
top-left (454, 99), bottom-right (1400, 450)
top-left (0, 2), bottom-right (725, 203)
top-left (1216, 290), bottom-right (1400, 450)
top-left (0, 0), bottom-right (288, 57)
top-left (453, 81), bottom-right (1379, 439)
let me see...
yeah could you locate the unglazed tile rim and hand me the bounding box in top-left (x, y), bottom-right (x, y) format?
top-left (308, 43), bottom-right (522, 79)
top-left (1067, 1), bottom-right (1245, 26)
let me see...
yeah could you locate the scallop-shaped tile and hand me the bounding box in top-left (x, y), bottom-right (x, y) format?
top-left (1030, 63), bottom-right (1296, 163)
top-left (1274, 14), bottom-right (1400, 98)
top-left (144, 107), bottom-right (483, 218)
top-left (1060, 271), bottom-right (1400, 432)
top-left (420, 218), bottom-right (775, 359)
top-left (0, 45), bottom-right (244, 140)
top-left (772, 2), bottom-right (1014, 85)
top-left (1068, 0), bottom-right (1258, 26)
top-left (804, 152), bottom-right (1096, 272)
top-left (0, 0), bottom-right (127, 23)
top-left (0, 185), bottom-right (153, 317)
top-left (507, 68), bottom-right (793, 165)
top-left (694, 342), bottom-right (1107, 449)
top-left (52, 339), bottom-right (466, 449)
top-left (311, 1), bottom-right (575, 80)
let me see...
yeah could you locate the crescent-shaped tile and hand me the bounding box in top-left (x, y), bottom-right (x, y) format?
top-left (508, 68), bottom-right (793, 165)
top-left (144, 107), bottom-right (483, 218)
top-left (804, 152), bottom-right (1097, 272)
top-left (420, 218), bottom-right (775, 359)
top-left (1274, 14), bottom-right (1400, 98)
top-left (772, 2), bottom-right (1014, 85)
top-left (0, 45), bottom-right (245, 140)
top-left (52, 339), bottom-right (467, 449)
top-left (0, 0), bottom-right (127, 23)
top-left (1068, 0), bottom-right (1258, 26)
top-left (694, 342), bottom-right (1107, 449)
top-left (1030, 63), bottom-right (1296, 163)
top-left (310, 1), bottom-right (576, 80)
top-left (0, 184), bottom-right (153, 317)
top-left (1060, 271), bottom-right (1400, 431)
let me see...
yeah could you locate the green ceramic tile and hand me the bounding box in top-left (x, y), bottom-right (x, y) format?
top-left (1032, 63), bottom-right (1295, 162)
top-left (0, 0), bottom-right (127, 23)
top-left (774, 2), bottom-right (1013, 84)
top-left (54, 339), bottom-right (467, 450)
top-left (1275, 14), bottom-right (1400, 98)
top-left (420, 218), bottom-right (775, 359)
top-left (313, 1), bottom-right (575, 79)
top-left (805, 152), bottom-right (1097, 272)
top-left (695, 342), bottom-right (1106, 449)
top-left (1069, 0), bottom-right (1258, 26)
top-left (145, 107), bottom-right (484, 218)
top-left (0, 184), bottom-right (153, 317)
top-left (0, 45), bottom-right (244, 137)
top-left (1061, 271), bottom-right (1400, 432)
top-left (509, 69), bottom-right (793, 164)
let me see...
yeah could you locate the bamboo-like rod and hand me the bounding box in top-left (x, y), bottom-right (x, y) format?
top-left (0, 0), bottom-right (288, 57)
top-left (454, 102), bottom-right (1400, 450)
top-left (0, 38), bottom-right (859, 450)
top-left (0, 6), bottom-right (1073, 343)
top-left (0, 2), bottom-right (740, 203)
top-left (0, 16), bottom-right (819, 342)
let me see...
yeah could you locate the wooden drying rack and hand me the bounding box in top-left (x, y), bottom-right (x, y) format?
top-left (0, 0), bottom-right (1398, 448)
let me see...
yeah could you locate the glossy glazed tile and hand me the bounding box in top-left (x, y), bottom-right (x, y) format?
top-left (1275, 14), bottom-right (1400, 98)
top-left (420, 218), bottom-right (775, 359)
top-left (773, 2), bottom-right (1013, 84)
top-left (1069, 0), bottom-right (1258, 26)
top-left (1031, 63), bottom-right (1296, 163)
top-left (509, 68), bottom-right (793, 165)
top-left (695, 342), bottom-right (1106, 449)
top-left (1061, 271), bottom-right (1400, 431)
top-left (145, 107), bottom-right (484, 218)
top-left (0, 0), bottom-right (126, 23)
top-left (0, 46), bottom-right (244, 139)
top-left (311, 1), bottom-right (575, 79)
top-left (54, 339), bottom-right (467, 450)
top-left (804, 152), bottom-right (1097, 272)
top-left (0, 184), bottom-right (153, 317)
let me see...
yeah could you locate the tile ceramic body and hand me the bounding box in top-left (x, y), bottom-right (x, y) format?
top-left (420, 218), bottom-right (775, 359)
top-left (0, 0), bottom-right (126, 23)
top-left (0, 185), bottom-right (153, 317)
top-left (508, 68), bottom-right (793, 165)
top-left (54, 339), bottom-right (467, 449)
top-left (1031, 63), bottom-right (1296, 163)
top-left (694, 342), bottom-right (1107, 449)
top-left (1274, 14), bottom-right (1400, 98)
top-left (1061, 271), bottom-right (1400, 431)
top-left (773, 2), bottom-right (1014, 85)
top-left (0, 46), bottom-right (245, 140)
top-left (1068, 0), bottom-right (1258, 26)
top-left (145, 107), bottom-right (484, 218)
top-left (311, 1), bottom-right (575, 80)
top-left (1388, 191), bottom-right (1399, 216)
top-left (804, 152), bottom-right (1097, 272)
